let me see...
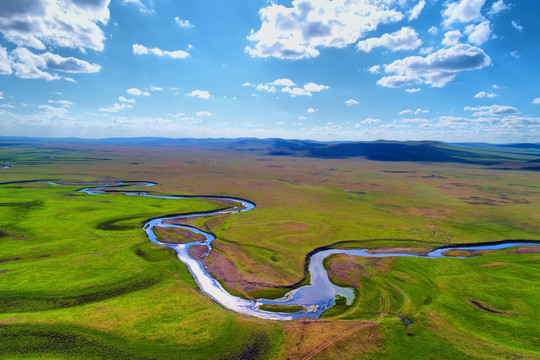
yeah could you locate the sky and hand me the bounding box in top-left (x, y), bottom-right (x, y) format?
top-left (0, 0), bottom-right (539, 143)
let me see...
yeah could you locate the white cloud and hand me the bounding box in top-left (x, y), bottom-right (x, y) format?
top-left (48, 100), bottom-right (73, 107)
top-left (127, 88), bottom-right (142, 95)
top-left (7, 47), bottom-right (100, 81)
top-left (256, 84), bottom-right (277, 93)
top-left (132, 44), bottom-right (190, 59)
top-left (361, 118), bottom-right (381, 124)
top-left (405, 88), bottom-right (421, 93)
top-left (271, 78), bottom-right (296, 87)
top-left (377, 44), bottom-right (491, 88)
top-left (357, 27), bottom-right (422, 52)
top-left (442, 0), bottom-right (486, 26)
top-left (345, 99), bottom-right (358, 106)
top-left (510, 51), bottom-right (519, 59)
top-left (122, 0), bottom-right (153, 14)
top-left (175, 16), bottom-right (194, 28)
top-left (196, 111), bottom-right (213, 117)
top-left (464, 104), bottom-right (519, 116)
top-left (186, 90), bottom-right (211, 99)
top-left (368, 65), bottom-right (381, 74)
top-left (126, 88), bottom-right (148, 96)
top-left (428, 26), bottom-right (439, 35)
top-left (465, 21), bottom-right (491, 45)
top-left (307, 108), bottom-right (318, 113)
top-left (282, 87), bottom-right (311, 97)
top-left (488, 0), bottom-right (509, 16)
top-left (0, 91), bottom-right (3, 100)
top-left (400, 108), bottom-right (429, 115)
top-left (0, 0), bottom-right (110, 51)
top-left (511, 21), bottom-right (523, 32)
top-left (532, 98), bottom-right (540, 105)
top-left (99, 103), bottom-right (133, 113)
top-left (250, 79), bottom-right (328, 97)
top-left (304, 82), bottom-right (328, 93)
top-left (409, 0), bottom-right (426, 21)
top-left (119, 96), bottom-right (135, 103)
top-left (442, 30), bottom-right (462, 47)
top-left (150, 85), bottom-right (163, 91)
top-left (419, 46), bottom-right (434, 55)
top-left (298, 115), bottom-right (307, 120)
top-left (132, 44), bottom-right (148, 55)
top-left (474, 91), bottom-right (496, 98)
top-left (246, 0), bottom-right (404, 59)
top-left (0, 46), bottom-right (12, 74)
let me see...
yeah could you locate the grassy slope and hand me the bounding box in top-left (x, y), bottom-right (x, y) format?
top-left (323, 249), bottom-right (540, 359)
top-left (0, 181), bottom-right (280, 359)
top-left (1, 142), bottom-right (539, 359)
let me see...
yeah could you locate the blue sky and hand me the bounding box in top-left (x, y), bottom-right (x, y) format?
top-left (1, 0), bottom-right (539, 142)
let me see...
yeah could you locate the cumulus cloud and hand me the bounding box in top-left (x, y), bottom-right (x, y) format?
top-left (307, 108), bottom-right (318, 113)
top-left (357, 27), bottom-right (422, 52)
top-left (428, 26), bottom-right (439, 35)
top-left (99, 103), bottom-right (133, 113)
top-left (377, 44), bottom-right (491, 88)
top-left (409, 0), bottom-right (425, 20)
top-left (132, 44), bottom-right (190, 59)
top-left (9, 47), bottom-right (100, 81)
top-left (126, 88), bottom-right (149, 96)
top-left (442, 0), bottom-right (486, 26)
top-left (488, 0), bottom-right (509, 16)
top-left (465, 21), bottom-right (491, 45)
top-left (464, 104), bottom-right (519, 116)
top-left (246, 0), bottom-right (404, 59)
top-left (361, 118), bottom-right (381, 124)
top-left (511, 21), bottom-right (523, 32)
top-left (119, 96), bottom-right (135, 103)
top-left (196, 111), bottom-right (213, 117)
top-left (0, 0), bottom-right (110, 51)
top-left (345, 99), bottom-right (358, 106)
top-left (399, 108), bottom-right (429, 115)
top-left (271, 78), bottom-right (296, 87)
top-left (474, 91), bottom-right (496, 98)
top-left (150, 85), bottom-right (163, 91)
top-left (405, 88), bottom-right (421, 93)
top-left (175, 16), bottom-right (193, 28)
top-left (532, 98), bottom-right (540, 104)
top-left (48, 99), bottom-right (73, 107)
top-left (368, 65), bottom-right (381, 74)
top-left (442, 30), bottom-right (462, 47)
top-left (186, 90), bottom-right (211, 99)
top-left (122, 0), bottom-right (153, 14)
top-left (248, 79), bottom-right (328, 97)
top-left (0, 46), bottom-right (12, 74)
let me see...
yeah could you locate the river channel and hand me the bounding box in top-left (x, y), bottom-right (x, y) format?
top-left (80, 181), bottom-right (540, 321)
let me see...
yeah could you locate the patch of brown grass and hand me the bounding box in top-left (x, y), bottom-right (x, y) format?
top-left (479, 262), bottom-right (511, 268)
top-left (278, 320), bottom-right (380, 360)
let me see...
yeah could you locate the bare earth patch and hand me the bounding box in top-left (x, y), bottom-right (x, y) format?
top-left (188, 245), bottom-right (209, 260)
top-left (153, 225), bottom-right (206, 244)
top-left (508, 246), bottom-right (540, 254)
top-left (480, 262), bottom-right (511, 268)
top-left (278, 320), bottom-right (380, 360)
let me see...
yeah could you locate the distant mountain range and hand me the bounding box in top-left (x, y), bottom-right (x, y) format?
top-left (1, 136), bottom-right (540, 170)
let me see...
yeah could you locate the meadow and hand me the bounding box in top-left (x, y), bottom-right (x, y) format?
top-left (0, 139), bottom-right (539, 359)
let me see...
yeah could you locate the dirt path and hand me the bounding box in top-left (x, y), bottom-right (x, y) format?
top-left (301, 322), bottom-right (377, 360)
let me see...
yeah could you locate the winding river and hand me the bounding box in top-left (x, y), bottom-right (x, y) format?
top-left (77, 181), bottom-right (540, 321)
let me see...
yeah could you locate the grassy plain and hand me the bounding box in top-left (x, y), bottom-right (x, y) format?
top-left (0, 139), bottom-right (539, 359)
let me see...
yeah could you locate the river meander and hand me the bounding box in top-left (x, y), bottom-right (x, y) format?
top-left (75, 181), bottom-right (540, 320)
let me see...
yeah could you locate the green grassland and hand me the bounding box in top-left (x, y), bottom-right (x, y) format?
top-left (0, 140), bottom-right (539, 359)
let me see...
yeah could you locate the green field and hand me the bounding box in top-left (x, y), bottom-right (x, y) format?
top-left (0, 139), bottom-right (539, 359)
